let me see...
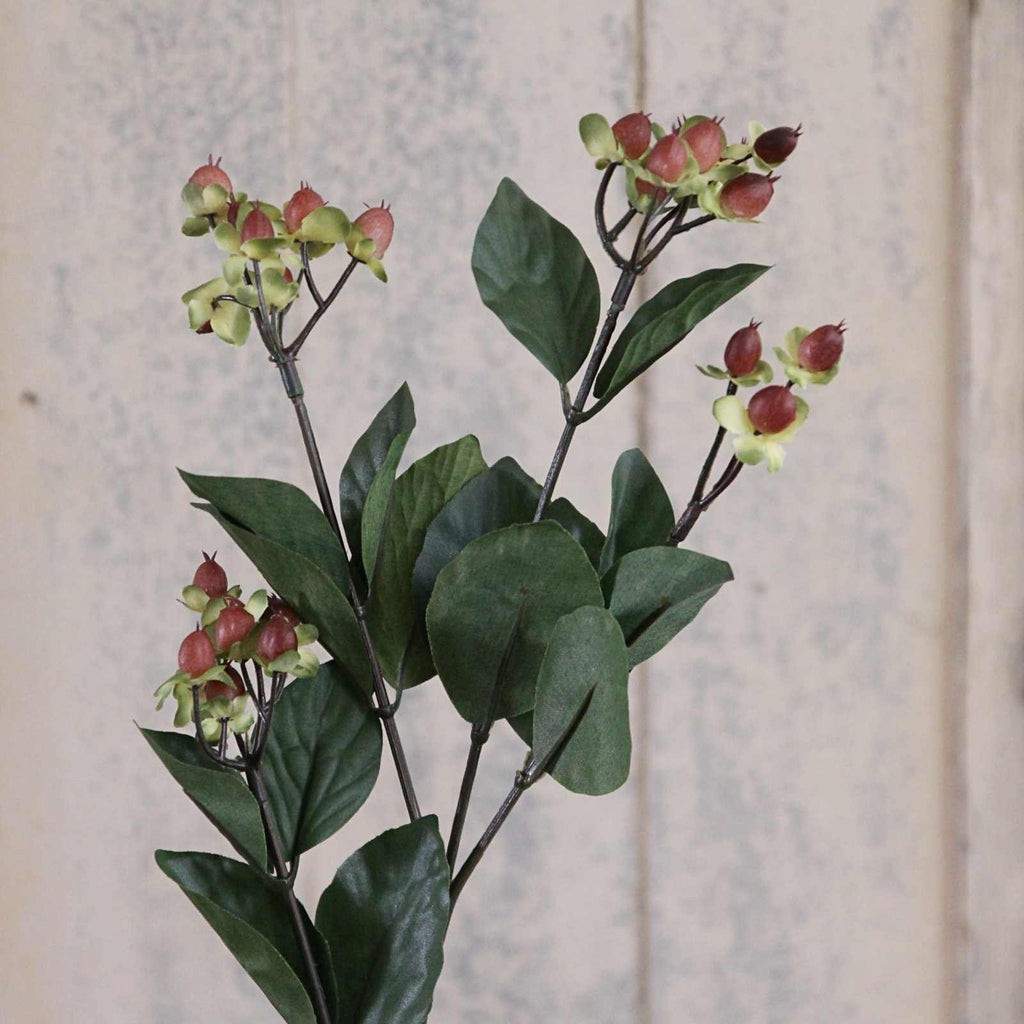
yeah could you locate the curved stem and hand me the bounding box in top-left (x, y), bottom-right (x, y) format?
top-left (300, 243), bottom-right (325, 308)
top-left (286, 257), bottom-right (358, 356)
top-left (594, 163), bottom-right (628, 268)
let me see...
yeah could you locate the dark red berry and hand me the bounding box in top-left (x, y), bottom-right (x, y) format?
top-left (747, 386), bottom-right (797, 435)
top-left (612, 112), bottom-right (652, 160)
top-left (206, 665), bottom-right (245, 703)
top-left (192, 552), bottom-right (228, 598)
top-left (262, 595), bottom-right (300, 627)
top-left (753, 125), bottom-right (802, 166)
top-left (215, 604), bottom-right (256, 652)
top-left (196, 321), bottom-right (213, 334)
top-left (723, 321), bottom-right (762, 378)
top-left (258, 615), bottom-right (298, 664)
top-left (241, 203), bottom-right (274, 243)
top-left (226, 199), bottom-right (241, 226)
top-left (189, 155), bottom-right (232, 194)
top-left (635, 178), bottom-right (667, 202)
top-left (353, 204), bottom-right (394, 258)
top-left (798, 323), bottom-right (845, 372)
top-left (681, 118), bottom-right (725, 173)
top-left (178, 627), bottom-right (216, 679)
top-left (645, 133), bottom-right (688, 183)
top-left (720, 173), bottom-right (777, 219)
top-left (283, 182), bottom-right (326, 234)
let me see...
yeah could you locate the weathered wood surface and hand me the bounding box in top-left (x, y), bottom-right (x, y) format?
top-left (2, 0), bottom-right (1017, 1021)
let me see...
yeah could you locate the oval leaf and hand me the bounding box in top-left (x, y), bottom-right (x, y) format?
top-left (599, 449), bottom-right (674, 575)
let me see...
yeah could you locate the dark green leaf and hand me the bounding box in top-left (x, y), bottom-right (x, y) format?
top-left (140, 728), bottom-right (267, 870)
top-left (426, 521), bottom-right (604, 723)
top-left (156, 850), bottom-right (321, 1024)
top-left (546, 496), bottom-right (605, 569)
top-left (340, 383), bottom-right (416, 591)
top-left (361, 428), bottom-right (414, 586)
top-left (603, 546), bottom-right (733, 667)
top-left (315, 817), bottom-right (449, 1024)
top-left (262, 661), bottom-right (382, 860)
top-left (599, 449), bottom-right (674, 576)
top-left (472, 178), bottom-right (600, 383)
top-left (366, 436), bottom-right (487, 685)
top-left (531, 606), bottom-right (631, 795)
top-left (594, 264), bottom-right (770, 402)
top-left (196, 505), bottom-right (372, 693)
top-left (181, 471), bottom-right (349, 593)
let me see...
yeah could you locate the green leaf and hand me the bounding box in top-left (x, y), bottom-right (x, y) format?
top-left (315, 817), bottom-right (449, 1024)
top-left (211, 301), bottom-right (251, 346)
top-left (426, 521), bottom-right (604, 723)
top-left (531, 606), bottom-right (631, 795)
top-left (366, 435), bottom-right (487, 685)
top-left (156, 851), bottom-right (322, 1024)
top-left (361, 429), bottom-right (414, 586)
top-left (139, 728), bottom-right (267, 869)
top-left (603, 546), bottom-right (733, 667)
top-left (261, 661), bottom-right (382, 860)
top-left (195, 505), bottom-right (372, 694)
top-left (340, 383), bottom-right (416, 591)
top-left (472, 178), bottom-right (600, 383)
top-left (599, 449), bottom-right (674, 575)
top-left (546, 496), bottom-right (605, 570)
top-left (594, 264), bottom-right (770, 402)
top-left (180, 471), bottom-right (349, 594)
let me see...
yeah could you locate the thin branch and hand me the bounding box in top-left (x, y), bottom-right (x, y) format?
top-left (300, 243), bottom-right (325, 308)
top-left (594, 163), bottom-right (628, 268)
top-left (286, 257), bottom-right (358, 356)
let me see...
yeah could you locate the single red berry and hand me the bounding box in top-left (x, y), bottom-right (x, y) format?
top-left (644, 133), bottom-right (688, 183)
top-left (262, 595), bottom-right (300, 627)
top-left (283, 182), bottom-right (326, 234)
top-left (754, 125), bottom-right (802, 166)
top-left (205, 665), bottom-right (245, 703)
top-left (196, 321), bottom-right (213, 335)
top-left (635, 178), bottom-right (667, 202)
top-left (215, 604), bottom-right (256, 652)
top-left (189, 155), bottom-right (233, 194)
top-left (798, 322), bottom-right (846, 372)
top-left (723, 320), bottom-right (763, 378)
top-left (353, 203), bottom-right (394, 258)
top-left (612, 112), bottom-right (652, 160)
top-left (720, 172), bottom-right (778, 219)
top-left (747, 385), bottom-right (797, 435)
top-left (283, 267), bottom-right (294, 283)
top-left (226, 199), bottom-right (241, 226)
top-left (192, 552), bottom-right (228, 598)
top-left (258, 614), bottom-right (298, 665)
top-left (682, 118), bottom-right (725, 173)
top-left (178, 627), bottom-right (216, 679)
top-left (241, 203), bottom-right (275, 243)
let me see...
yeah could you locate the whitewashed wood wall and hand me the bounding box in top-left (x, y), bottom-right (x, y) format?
top-left (2, 0), bottom-right (1021, 1021)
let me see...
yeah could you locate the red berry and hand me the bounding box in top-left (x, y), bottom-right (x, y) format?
top-left (798, 323), bottom-right (845, 372)
top-left (353, 204), bottom-right (394, 258)
top-left (283, 182), bottom-right (326, 234)
top-left (635, 178), bottom-right (667, 202)
top-left (262, 595), bottom-right (300, 627)
top-left (189, 155), bottom-right (232, 194)
top-left (196, 321), bottom-right (213, 335)
top-left (612, 112), bottom-right (652, 160)
top-left (720, 173), bottom-right (777, 219)
top-left (178, 627), bottom-right (216, 679)
top-left (192, 552), bottom-right (228, 598)
top-left (723, 321), bottom-right (762, 378)
top-left (215, 604), bottom-right (256, 652)
top-left (681, 118), bottom-right (725, 173)
top-left (754, 125), bottom-right (802, 166)
top-left (226, 199), bottom-right (241, 226)
top-left (241, 203), bottom-right (274, 243)
top-left (206, 666), bottom-right (245, 703)
top-left (747, 386), bottom-right (797, 435)
top-left (258, 615), bottom-right (298, 665)
top-left (645, 133), bottom-right (688, 183)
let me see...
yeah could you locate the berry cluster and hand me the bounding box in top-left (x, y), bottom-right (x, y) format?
top-left (180, 157), bottom-right (394, 346)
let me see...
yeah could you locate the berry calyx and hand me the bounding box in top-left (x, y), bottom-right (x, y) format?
top-left (353, 203), bottom-right (394, 258)
top-left (283, 182), bottom-right (326, 234)
top-left (241, 203), bottom-right (274, 243)
top-left (612, 112), bottom-right (652, 160)
top-left (723, 321), bottom-right (763, 378)
top-left (754, 125), bottom-right (802, 166)
top-left (215, 603), bottom-right (256, 652)
top-left (747, 385), bottom-right (797, 435)
top-left (258, 614), bottom-right (298, 665)
top-left (192, 552), bottom-right (228, 598)
top-left (681, 117), bottom-right (725, 173)
top-left (189, 155), bottom-right (232, 194)
top-left (720, 172), bottom-right (778, 219)
top-left (205, 665), bottom-right (245, 703)
top-left (644, 133), bottom-right (688, 183)
top-left (178, 627), bottom-right (216, 679)
top-left (798, 322), bottom-right (845, 372)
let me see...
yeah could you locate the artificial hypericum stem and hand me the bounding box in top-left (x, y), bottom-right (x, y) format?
top-left (638, 210), bottom-right (715, 271)
top-left (691, 382), bottom-right (738, 503)
top-left (286, 257), bottom-right (358, 356)
top-left (299, 243), bottom-right (325, 308)
top-left (607, 206), bottom-right (638, 242)
top-left (595, 163), bottom-right (628, 268)
top-left (191, 686), bottom-right (246, 770)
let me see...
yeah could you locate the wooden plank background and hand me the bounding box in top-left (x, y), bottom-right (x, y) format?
top-left (2, 0), bottom-right (1020, 1021)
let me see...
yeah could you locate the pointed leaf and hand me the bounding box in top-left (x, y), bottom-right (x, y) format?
top-left (599, 449), bottom-right (674, 575)
top-left (361, 429), bottom-right (413, 585)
